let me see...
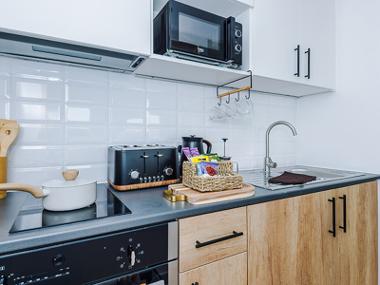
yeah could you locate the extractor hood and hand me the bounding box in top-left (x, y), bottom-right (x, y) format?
top-left (0, 29), bottom-right (146, 73)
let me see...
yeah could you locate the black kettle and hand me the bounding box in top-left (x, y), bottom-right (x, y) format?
top-left (181, 135), bottom-right (212, 154)
top-left (178, 136), bottom-right (212, 172)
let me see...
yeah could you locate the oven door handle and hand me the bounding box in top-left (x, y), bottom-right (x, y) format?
top-left (195, 231), bottom-right (243, 248)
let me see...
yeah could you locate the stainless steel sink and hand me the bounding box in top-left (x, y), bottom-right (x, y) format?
top-left (241, 165), bottom-right (365, 191)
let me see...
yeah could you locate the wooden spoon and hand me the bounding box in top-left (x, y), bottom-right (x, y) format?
top-left (0, 120), bottom-right (20, 199)
top-left (0, 120), bottom-right (20, 157)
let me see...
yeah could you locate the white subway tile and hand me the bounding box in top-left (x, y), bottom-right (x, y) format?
top-left (146, 80), bottom-right (177, 110)
top-left (147, 109), bottom-right (177, 126)
top-left (8, 166), bottom-right (63, 186)
top-left (178, 111), bottom-right (204, 127)
top-left (65, 81), bottom-right (108, 105)
top-left (10, 101), bottom-right (62, 121)
top-left (65, 104), bottom-right (108, 124)
top-left (11, 60), bottom-right (64, 81)
top-left (109, 107), bottom-right (145, 125)
top-left (65, 66), bottom-right (107, 84)
top-left (64, 145), bottom-right (107, 165)
top-left (177, 84), bottom-right (204, 111)
top-left (17, 123), bottom-right (64, 145)
top-left (109, 125), bottom-right (146, 144)
top-left (65, 125), bottom-right (108, 144)
top-left (109, 87), bottom-right (146, 108)
top-left (0, 75), bottom-right (10, 99)
top-left (109, 72), bottom-right (145, 90)
top-left (146, 126), bottom-right (177, 144)
top-left (0, 100), bottom-right (9, 119)
top-left (8, 145), bottom-right (64, 168)
top-left (63, 164), bottom-right (107, 182)
top-left (13, 77), bottom-right (65, 101)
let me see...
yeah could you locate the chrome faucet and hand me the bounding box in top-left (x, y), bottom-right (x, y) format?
top-left (264, 121), bottom-right (298, 177)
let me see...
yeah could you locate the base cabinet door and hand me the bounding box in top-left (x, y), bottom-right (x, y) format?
top-left (179, 253), bottom-right (247, 285)
top-left (247, 193), bottom-right (324, 285)
top-left (321, 182), bottom-right (378, 285)
top-left (248, 181), bottom-right (378, 285)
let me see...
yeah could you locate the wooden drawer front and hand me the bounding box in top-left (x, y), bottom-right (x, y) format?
top-left (180, 253), bottom-right (247, 285)
top-left (179, 207), bottom-right (247, 272)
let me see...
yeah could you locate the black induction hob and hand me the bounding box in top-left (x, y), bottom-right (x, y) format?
top-left (10, 189), bottom-right (131, 233)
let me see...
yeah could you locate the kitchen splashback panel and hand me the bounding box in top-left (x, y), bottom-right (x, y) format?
top-left (0, 56), bottom-right (297, 185)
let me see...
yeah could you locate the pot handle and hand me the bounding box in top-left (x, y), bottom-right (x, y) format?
top-left (0, 183), bottom-right (47, 198)
top-left (203, 139), bottom-right (212, 154)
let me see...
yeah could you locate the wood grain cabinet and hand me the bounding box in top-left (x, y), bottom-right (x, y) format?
top-left (248, 181), bottom-right (378, 285)
top-left (179, 207), bottom-right (247, 285)
top-left (180, 253), bottom-right (247, 285)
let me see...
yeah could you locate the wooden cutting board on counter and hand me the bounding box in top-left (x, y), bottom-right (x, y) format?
top-left (168, 183), bottom-right (255, 205)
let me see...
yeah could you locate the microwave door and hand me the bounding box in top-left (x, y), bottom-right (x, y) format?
top-left (169, 2), bottom-right (226, 61)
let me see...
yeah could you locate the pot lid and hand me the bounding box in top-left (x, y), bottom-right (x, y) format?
top-left (42, 169), bottom-right (96, 188)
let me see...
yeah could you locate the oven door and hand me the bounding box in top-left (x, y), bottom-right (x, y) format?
top-left (168, 1), bottom-right (226, 62)
top-left (93, 261), bottom-right (178, 285)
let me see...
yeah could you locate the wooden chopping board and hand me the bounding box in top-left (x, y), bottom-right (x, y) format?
top-left (169, 183), bottom-right (255, 205)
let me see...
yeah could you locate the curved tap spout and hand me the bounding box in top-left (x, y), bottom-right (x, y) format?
top-left (264, 121), bottom-right (298, 177)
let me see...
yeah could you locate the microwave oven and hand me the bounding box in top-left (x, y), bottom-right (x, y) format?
top-left (154, 0), bottom-right (243, 68)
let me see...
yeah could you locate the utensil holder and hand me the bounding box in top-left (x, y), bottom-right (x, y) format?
top-left (0, 157), bottom-right (7, 199)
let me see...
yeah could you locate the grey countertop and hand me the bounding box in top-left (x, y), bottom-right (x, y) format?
top-left (0, 167), bottom-right (379, 255)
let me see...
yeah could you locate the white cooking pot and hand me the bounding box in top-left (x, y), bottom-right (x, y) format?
top-left (0, 169), bottom-right (97, 211)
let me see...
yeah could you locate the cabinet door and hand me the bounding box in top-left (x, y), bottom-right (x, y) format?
top-left (320, 182), bottom-right (378, 285)
top-left (297, 0), bottom-right (335, 88)
top-left (248, 193), bottom-right (324, 285)
top-left (180, 253), bottom-right (247, 285)
top-left (337, 182), bottom-right (378, 285)
top-left (0, 0), bottom-right (151, 55)
top-left (251, 0), bottom-right (299, 82)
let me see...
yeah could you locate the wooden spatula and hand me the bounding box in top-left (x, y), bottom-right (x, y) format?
top-left (0, 120), bottom-right (19, 157)
top-left (0, 119), bottom-right (20, 200)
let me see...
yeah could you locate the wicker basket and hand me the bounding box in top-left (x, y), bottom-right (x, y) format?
top-left (182, 161), bottom-right (243, 192)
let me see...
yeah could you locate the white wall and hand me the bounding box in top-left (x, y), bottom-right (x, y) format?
top-left (296, 0), bottom-right (380, 174)
top-left (0, 56), bottom-right (297, 185)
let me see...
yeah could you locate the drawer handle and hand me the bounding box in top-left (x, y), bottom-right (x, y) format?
top-left (195, 231), bottom-right (243, 249)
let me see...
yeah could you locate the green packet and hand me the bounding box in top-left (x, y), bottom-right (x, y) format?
top-left (204, 153), bottom-right (221, 162)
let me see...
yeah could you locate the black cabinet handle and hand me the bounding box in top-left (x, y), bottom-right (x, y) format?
top-left (195, 231), bottom-right (243, 249)
top-left (328, 197), bottom-right (336, 237)
top-left (339, 195), bottom-right (347, 233)
top-left (305, 48), bottom-right (311, 79)
top-left (192, 283), bottom-right (199, 285)
top-left (294, 45), bottom-right (300, 77)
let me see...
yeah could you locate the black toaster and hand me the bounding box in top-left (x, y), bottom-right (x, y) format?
top-left (108, 144), bottom-right (178, 191)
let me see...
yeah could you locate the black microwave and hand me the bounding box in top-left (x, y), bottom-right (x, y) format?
top-left (154, 0), bottom-right (242, 68)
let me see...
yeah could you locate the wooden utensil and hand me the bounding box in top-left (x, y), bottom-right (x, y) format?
top-left (0, 119), bottom-right (20, 199)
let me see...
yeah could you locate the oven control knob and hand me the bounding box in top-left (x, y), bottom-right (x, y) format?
top-left (163, 167), bottom-right (174, 176)
top-left (130, 170), bottom-right (140, 180)
top-left (128, 246), bottom-right (136, 267)
top-left (235, 29), bottom-right (242, 38)
top-left (234, 44), bottom-right (242, 53)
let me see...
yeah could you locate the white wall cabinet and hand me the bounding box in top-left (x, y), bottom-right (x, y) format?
top-left (0, 0), bottom-right (151, 55)
top-left (251, 0), bottom-right (335, 94)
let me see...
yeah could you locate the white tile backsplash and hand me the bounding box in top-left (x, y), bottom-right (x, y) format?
top-left (2, 56), bottom-right (298, 185)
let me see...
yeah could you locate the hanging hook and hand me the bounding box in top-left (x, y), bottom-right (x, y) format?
top-left (235, 92), bottom-right (240, 102)
top-left (226, 95), bottom-right (231, 104)
top-left (217, 96), bottom-right (222, 106)
top-left (245, 89), bottom-right (251, 100)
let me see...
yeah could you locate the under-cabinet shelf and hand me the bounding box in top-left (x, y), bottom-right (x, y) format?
top-left (135, 54), bottom-right (251, 87)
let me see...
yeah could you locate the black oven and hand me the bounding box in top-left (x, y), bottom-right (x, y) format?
top-left (154, 0), bottom-right (242, 68)
top-left (0, 222), bottom-right (178, 285)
